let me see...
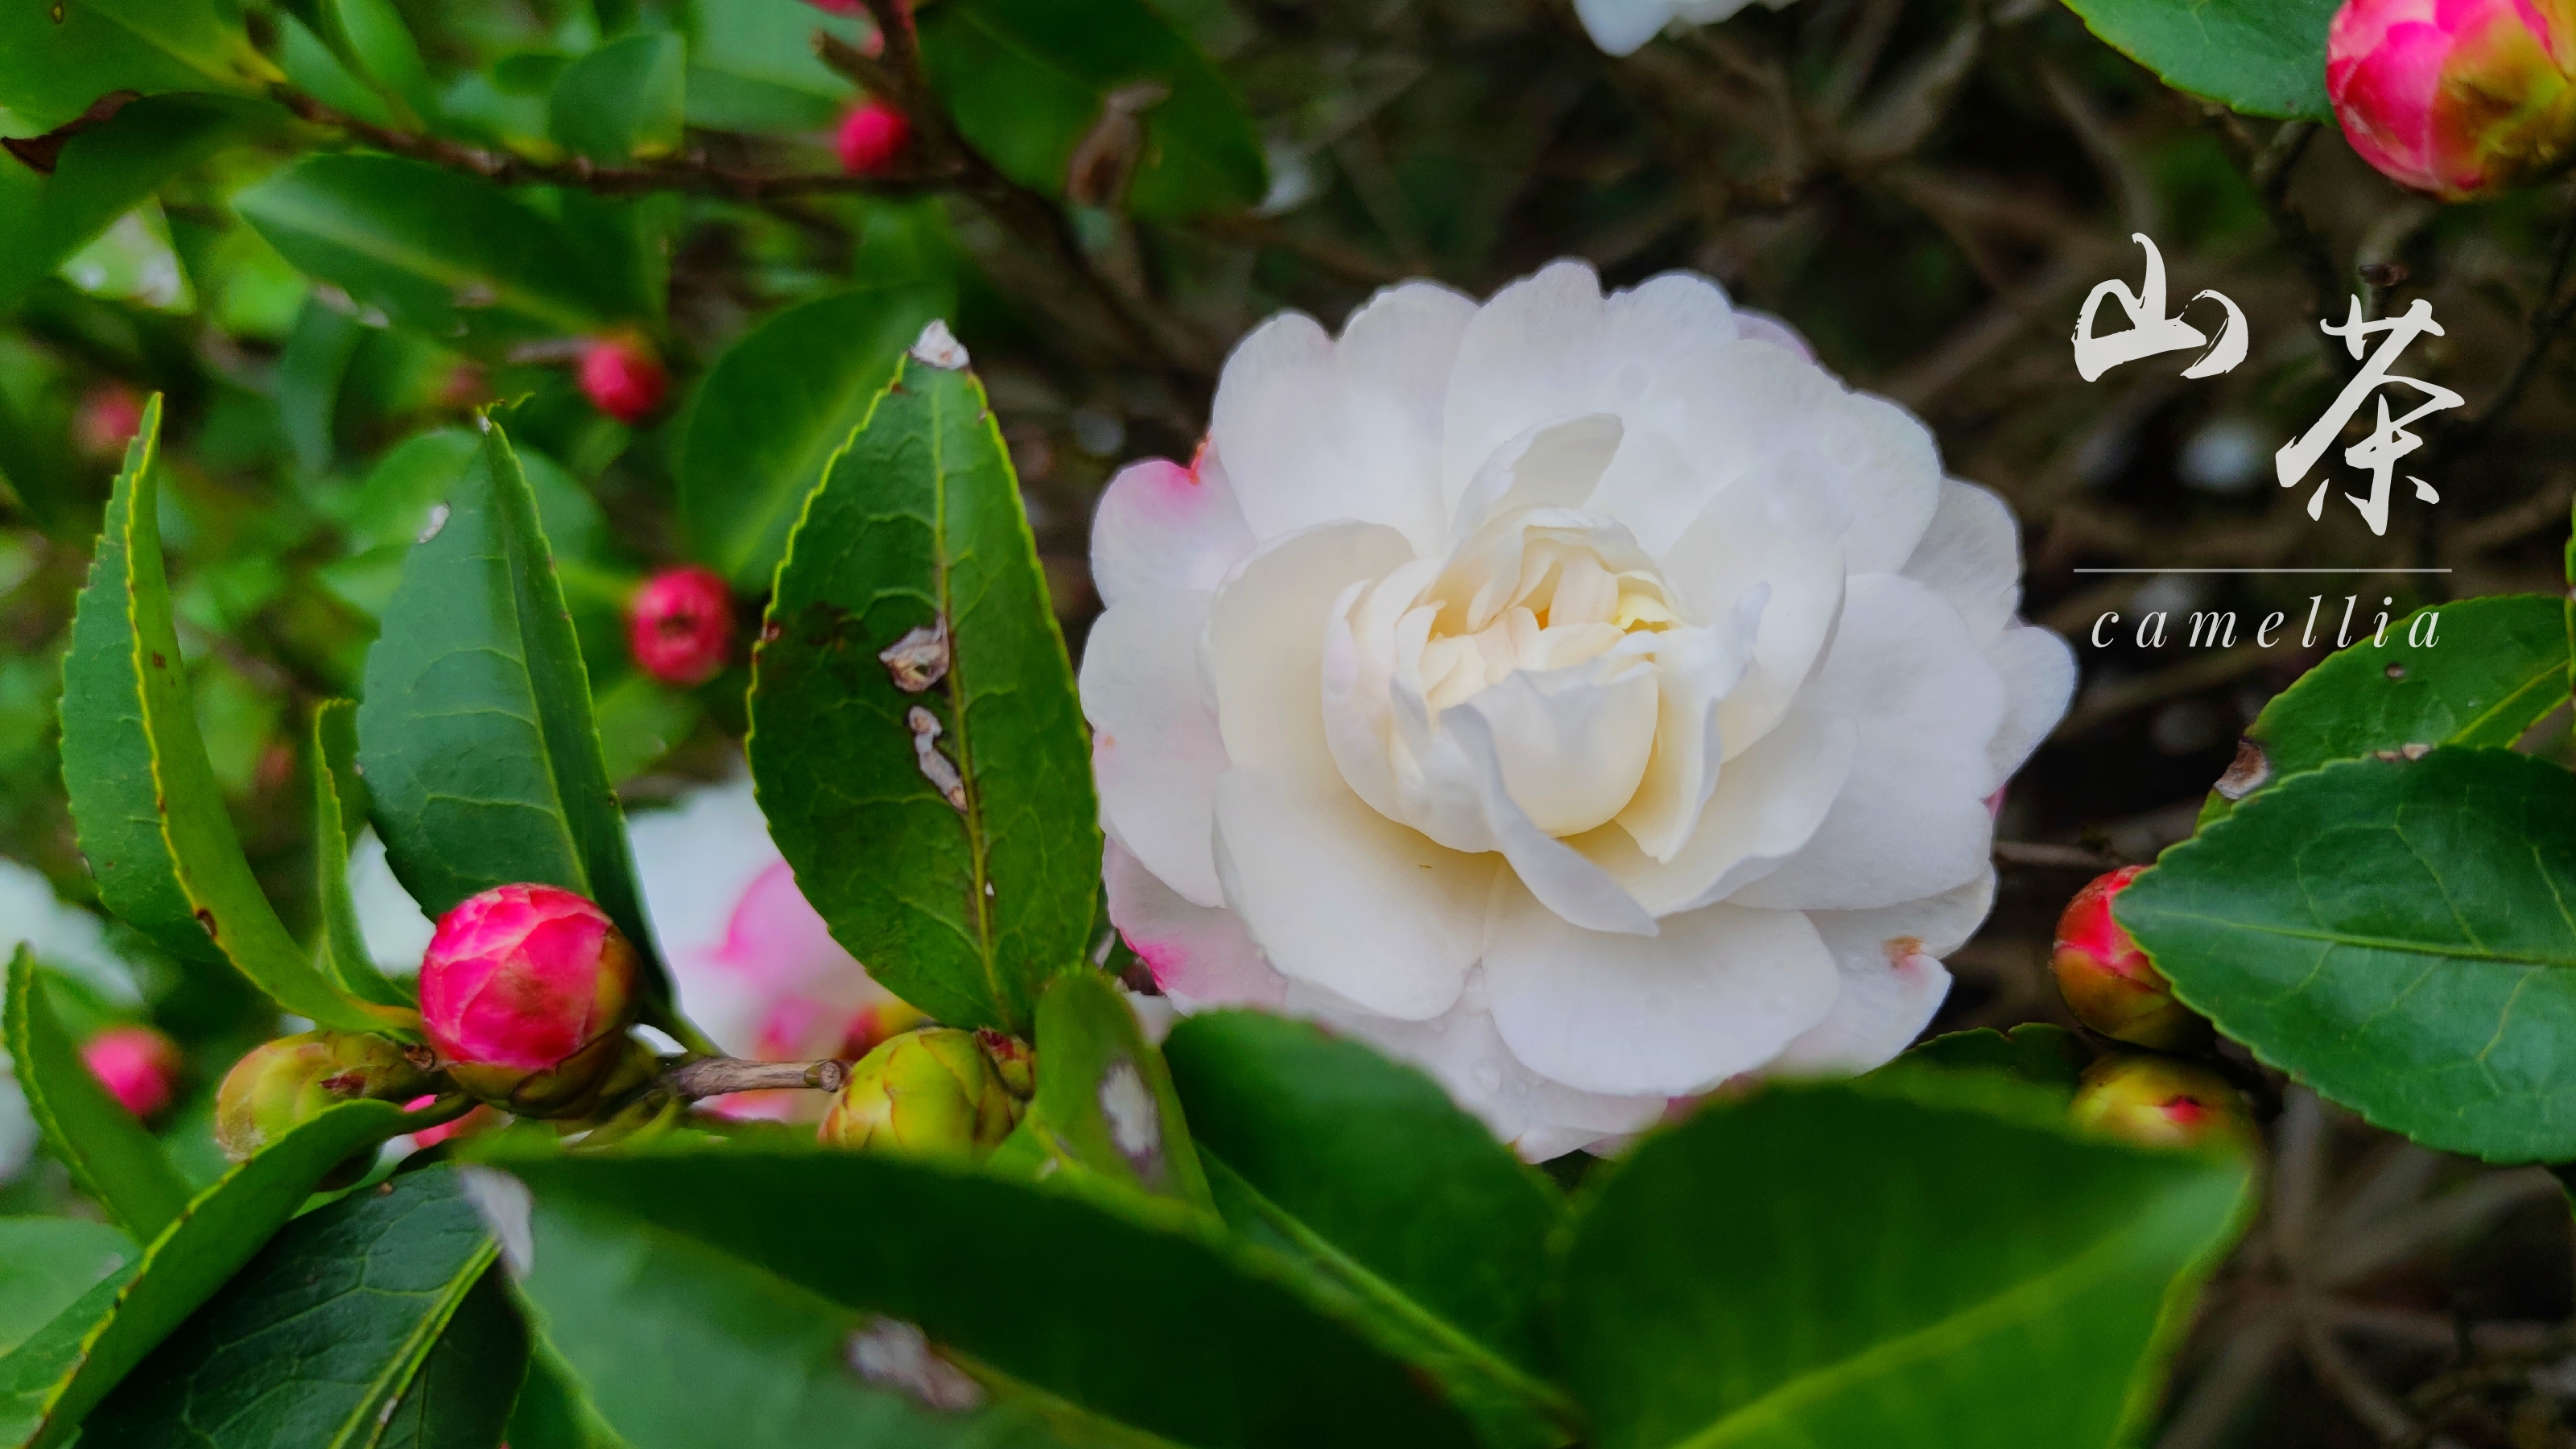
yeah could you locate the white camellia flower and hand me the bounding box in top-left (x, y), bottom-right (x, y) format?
top-left (1573, 0), bottom-right (1789, 57)
top-left (1084, 262), bottom-right (2073, 1161)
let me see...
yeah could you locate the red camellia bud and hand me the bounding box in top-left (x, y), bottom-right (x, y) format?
top-left (420, 884), bottom-right (642, 1117)
top-left (82, 1026), bottom-right (180, 1119)
top-left (2051, 865), bottom-right (2208, 1050)
top-left (628, 566), bottom-right (736, 687)
top-left (836, 101), bottom-right (911, 177)
top-left (2070, 1054), bottom-right (2253, 1151)
top-left (577, 336), bottom-right (669, 424)
top-left (2328, 0), bottom-right (2576, 199)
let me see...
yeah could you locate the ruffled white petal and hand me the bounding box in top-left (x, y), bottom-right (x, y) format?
top-left (1732, 575), bottom-right (2005, 911)
top-left (1104, 840), bottom-right (1283, 1011)
top-left (1484, 887), bottom-right (1839, 1096)
top-left (1210, 283), bottom-right (1475, 555)
top-left (1575, 714), bottom-right (1856, 915)
top-left (1205, 522), bottom-right (1418, 776)
top-left (1765, 872), bottom-right (1996, 1075)
top-left (1901, 480), bottom-right (2021, 644)
top-left (1081, 588), bottom-right (1230, 906)
top-left (1212, 766), bottom-right (1495, 1021)
top-left (1089, 452), bottom-right (1254, 609)
top-left (1984, 622), bottom-right (2076, 788)
top-left (1572, 0), bottom-right (1678, 54)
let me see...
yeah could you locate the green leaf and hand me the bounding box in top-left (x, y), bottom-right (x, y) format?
top-left (748, 342), bottom-right (1098, 1036)
top-left (234, 155), bottom-right (637, 352)
top-left (999, 972), bottom-right (1212, 1212)
top-left (679, 284), bottom-right (954, 590)
top-left (494, 1146), bottom-right (1489, 1449)
top-left (0, 96), bottom-right (277, 313)
top-left (510, 1181), bottom-right (1091, 1449)
top-left (2203, 595), bottom-right (2568, 823)
top-left (919, 0), bottom-right (1269, 218)
top-left (275, 295), bottom-right (368, 475)
top-left (2124, 747), bottom-right (2576, 1162)
top-left (591, 672), bottom-right (700, 783)
top-left (1901, 1024), bottom-right (2089, 1100)
top-left (0, 0), bottom-right (279, 132)
top-left (328, 0), bottom-right (440, 126)
top-left (550, 33), bottom-right (687, 163)
top-left (2054, 0), bottom-right (2337, 121)
top-left (278, 14), bottom-right (401, 130)
top-left (1552, 1078), bottom-right (2248, 1449)
top-left (1163, 1012), bottom-right (1578, 1449)
top-left (376, 1266), bottom-right (528, 1449)
top-left (504, 1337), bottom-right (634, 1449)
top-left (5, 948), bottom-right (192, 1240)
top-left (0, 1098), bottom-right (428, 1449)
top-left (355, 420), bottom-right (682, 1030)
top-left (683, 0), bottom-right (871, 133)
top-left (312, 700), bottom-right (417, 1016)
top-left (0, 1220), bottom-right (132, 1359)
top-left (80, 1166), bottom-right (509, 1447)
top-left (58, 398), bottom-right (407, 1034)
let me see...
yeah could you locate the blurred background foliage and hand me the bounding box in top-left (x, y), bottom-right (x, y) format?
top-left (4, 0), bottom-right (2575, 1442)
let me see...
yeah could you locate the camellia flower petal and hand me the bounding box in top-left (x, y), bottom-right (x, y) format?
top-left (1572, 0), bottom-right (1798, 60)
top-left (1085, 262), bottom-right (2073, 1160)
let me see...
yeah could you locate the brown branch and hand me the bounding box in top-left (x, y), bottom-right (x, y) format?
top-left (2453, 187), bottom-right (2576, 452)
top-left (664, 1055), bottom-right (851, 1100)
top-left (275, 88), bottom-right (956, 200)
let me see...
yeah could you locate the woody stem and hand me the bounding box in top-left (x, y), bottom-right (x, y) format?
top-left (663, 1056), bottom-right (851, 1100)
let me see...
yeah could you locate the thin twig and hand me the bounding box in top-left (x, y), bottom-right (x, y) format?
top-left (664, 1055), bottom-right (851, 1100)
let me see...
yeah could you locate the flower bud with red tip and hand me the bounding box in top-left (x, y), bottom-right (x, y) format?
top-left (420, 884), bottom-right (642, 1117)
top-left (2070, 1054), bottom-right (2252, 1151)
top-left (578, 336), bottom-right (668, 424)
top-left (2328, 0), bottom-right (2576, 199)
top-left (83, 1026), bottom-right (181, 1120)
top-left (214, 1030), bottom-right (438, 1162)
top-left (628, 566), bottom-right (736, 687)
top-left (836, 101), bottom-right (911, 177)
top-left (2051, 865), bottom-right (2207, 1050)
top-left (819, 1028), bottom-right (1020, 1160)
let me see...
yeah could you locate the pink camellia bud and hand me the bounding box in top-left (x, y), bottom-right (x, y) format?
top-left (836, 101), bottom-right (911, 177)
top-left (578, 336), bottom-right (668, 424)
top-left (73, 383), bottom-right (145, 460)
top-left (2327, 0), bottom-right (2576, 200)
top-left (2051, 865), bottom-right (2208, 1050)
top-left (628, 566), bottom-right (736, 687)
top-left (82, 1026), bottom-right (181, 1120)
top-left (2070, 1054), bottom-right (2253, 1151)
top-left (420, 884), bottom-right (642, 1117)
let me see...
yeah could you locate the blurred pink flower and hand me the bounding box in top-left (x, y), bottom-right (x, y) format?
top-left (2329, 0), bottom-right (2576, 198)
top-left (82, 1026), bottom-right (180, 1120)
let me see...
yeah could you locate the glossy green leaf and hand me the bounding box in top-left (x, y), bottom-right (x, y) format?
top-left (5, 948), bottom-right (192, 1240)
top-left (375, 1267), bottom-right (528, 1449)
top-left (80, 1165), bottom-right (506, 1447)
top-left (0, 0), bottom-right (278, 132)
top-left (0, 96), bottom-right (277, 313)
top-left (275, 296), bottom-right (368, 475)
top-left (1553, 1077), bottom-right (2248, 1449)
top-left (512, 1183), bottom-right (1089, 1449)
top-left (504, 1338), bottom-right (634, 1449)
top-left (2124, 747), bottom-right (2576, 1162)
top-left (748, 345), bottom-right (1097, 1035)
top-left (0, 1221), bottom-right (131, 1358)
top-left (234, 155), bottom-right (637, 352)
top-left (494, 1146), bottom-right (1488, 1449)
top-left (57, 398), bottom-right (407, 1034)
top-left (998, 972), bottom-right (1212, 1213)
top-left (919, 0), bottom-right (1268, 218)
top-left (278, 14), bottom-right (401, 130)
top-left (2054, 0), bottom-right (2336, 120)
top-left (679, 284), bottom-right (953, 590)
top-left (0, 1099), bottom-right (427, 1449)
top-left (551, 34), bottom-right (687, 163)
top-left (1901, 1024), bottom-right (2089, 1100)
top-left (328, 0), bottom-right (440, 125)
top-left (311, 701), bottom-right (415, 1016)
top-left (2204, 594), bottom-right (2566, 823)
top-left (1164, 1012), bottom-right (1578, 1449)
top-left (356, 420), bottom-right (680, 1026)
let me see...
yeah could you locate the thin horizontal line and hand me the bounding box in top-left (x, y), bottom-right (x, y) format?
top-left (2070, 567), bottom-right (2452, 572)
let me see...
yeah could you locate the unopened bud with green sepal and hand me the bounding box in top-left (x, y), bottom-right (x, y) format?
top-left (2051, 866), bottom-right (2208, 1050)
top-left (819, 1028), bottom-right (1022, 1160)
top-left (215, 1030), bottom-right (440, 1162)
top-left (2070, 1053), bottom-right (2252, 1152)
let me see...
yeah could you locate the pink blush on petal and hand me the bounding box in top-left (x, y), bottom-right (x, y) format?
top-left (712, 861), bottom-right (848, 991)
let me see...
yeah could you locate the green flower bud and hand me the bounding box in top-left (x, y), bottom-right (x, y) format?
top-left (214, 1030), bottom-right (439, 1163)
top-left (2070, 1054), bottom-right (2252, 1152)
top-left (818, 1029), bottom-right (1021, 1161)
